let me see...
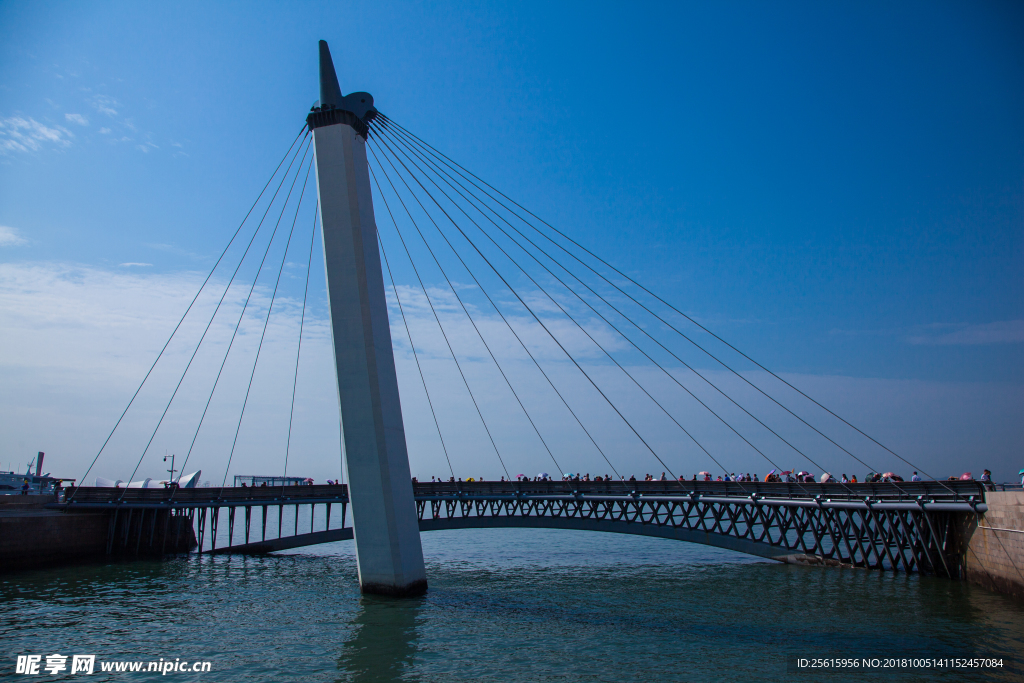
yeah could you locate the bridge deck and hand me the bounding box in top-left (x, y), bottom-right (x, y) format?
top-left (57, 479), bottom-right (986, 509)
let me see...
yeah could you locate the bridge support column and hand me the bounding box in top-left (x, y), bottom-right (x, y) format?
top-left (308, 40), bottom-right (426, 596)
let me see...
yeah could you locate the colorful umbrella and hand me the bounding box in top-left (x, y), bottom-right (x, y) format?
top-left (960, 472), bottom-right (972, 480)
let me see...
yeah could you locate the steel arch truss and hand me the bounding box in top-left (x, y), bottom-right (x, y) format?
top-left (416, 493), bottom-right (969, 576)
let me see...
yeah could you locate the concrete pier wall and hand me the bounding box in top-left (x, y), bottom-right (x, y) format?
top-left (965, 491), bottom-right (1024, 600)
top-left (0, 497), bottom-right (195, 572)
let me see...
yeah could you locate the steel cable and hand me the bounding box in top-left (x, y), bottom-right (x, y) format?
top-left (369, 156), bottom-right (565, 478)
top-left (375, 124), bottom-right (763, 481)
top-left (368, 161), bottom-right (512, 482)
top-left (166, 137), bottom-right (313, 499)
top-left (70, 127), bottom-right (307, 500)
top-left (116, 135), bottom-right (312, 500)
top-left (379, 116), bottom-right (938, 495)
top-left (376, 229), bottom-right (456, 480)
top-left (370, 133), bottom-right (678, 482)
top-left (371, 152), bottom-right (622, 481)
top-left (375, 124), bottom-right (839, 490)
top-left (222, 155), bottom-right (315, 486)
top-left (283, 202), bottom-right (319, 481)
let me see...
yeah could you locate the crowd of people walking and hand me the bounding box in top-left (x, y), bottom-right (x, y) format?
top-left (421, 468), bottom-right (1017, 488)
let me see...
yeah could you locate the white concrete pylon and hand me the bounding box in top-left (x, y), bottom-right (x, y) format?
top-left (309, 40), bottom-right (426, 596)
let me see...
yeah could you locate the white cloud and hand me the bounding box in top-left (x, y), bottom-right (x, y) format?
top-left (98, 127), bottom-right (111, 135)
top-left (0, 261), bottom-right (1020, 488)
top-left (0, 225), bottom-right (29, 247)
top-left (89, 95), bottom-right (119, 117)
top-left (0, 261), bottom-right (337, 485)
top-left (144, 242), bottom-right (205, 261)
top-left (65, 113), bottom-right (88, 126)
top-left (0, 116), bottom-right (73, 154)
top-left (907, 320), bottom-right (1024, 346)
top-left (119, 262), bottom-right (152, 267)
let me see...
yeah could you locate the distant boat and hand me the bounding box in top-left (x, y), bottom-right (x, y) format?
top-left (1, 451), bottom-right (73, 494)
top-left (0, 469), bottom-right (69, 495)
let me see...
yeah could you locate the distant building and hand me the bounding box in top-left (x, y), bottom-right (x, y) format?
top-left (233, 475), bottom-right (313, 487)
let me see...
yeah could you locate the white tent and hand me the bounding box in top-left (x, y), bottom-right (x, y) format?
top-left (95, 470), bottom-right (200, 488)
top-left (177, 470), bottom-right (201, 488)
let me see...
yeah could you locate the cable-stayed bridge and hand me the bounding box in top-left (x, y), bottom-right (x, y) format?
top-left (55, 41), bottom-right (992, 594)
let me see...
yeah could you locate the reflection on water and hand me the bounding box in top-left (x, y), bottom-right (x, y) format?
top-left (0, 528), bottom-right (1022, 682)
top-left (337, 596), bottom-right (422, 683)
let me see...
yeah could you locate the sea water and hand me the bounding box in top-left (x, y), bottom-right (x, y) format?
top-left (2, 528), bottom-right (1023, 682)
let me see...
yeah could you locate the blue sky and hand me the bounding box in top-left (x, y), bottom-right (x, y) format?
top-left (1, 1), bottom-right (1021, 484)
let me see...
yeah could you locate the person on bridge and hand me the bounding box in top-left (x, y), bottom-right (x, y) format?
top-left (912, 472), bottom-right (922, 482)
